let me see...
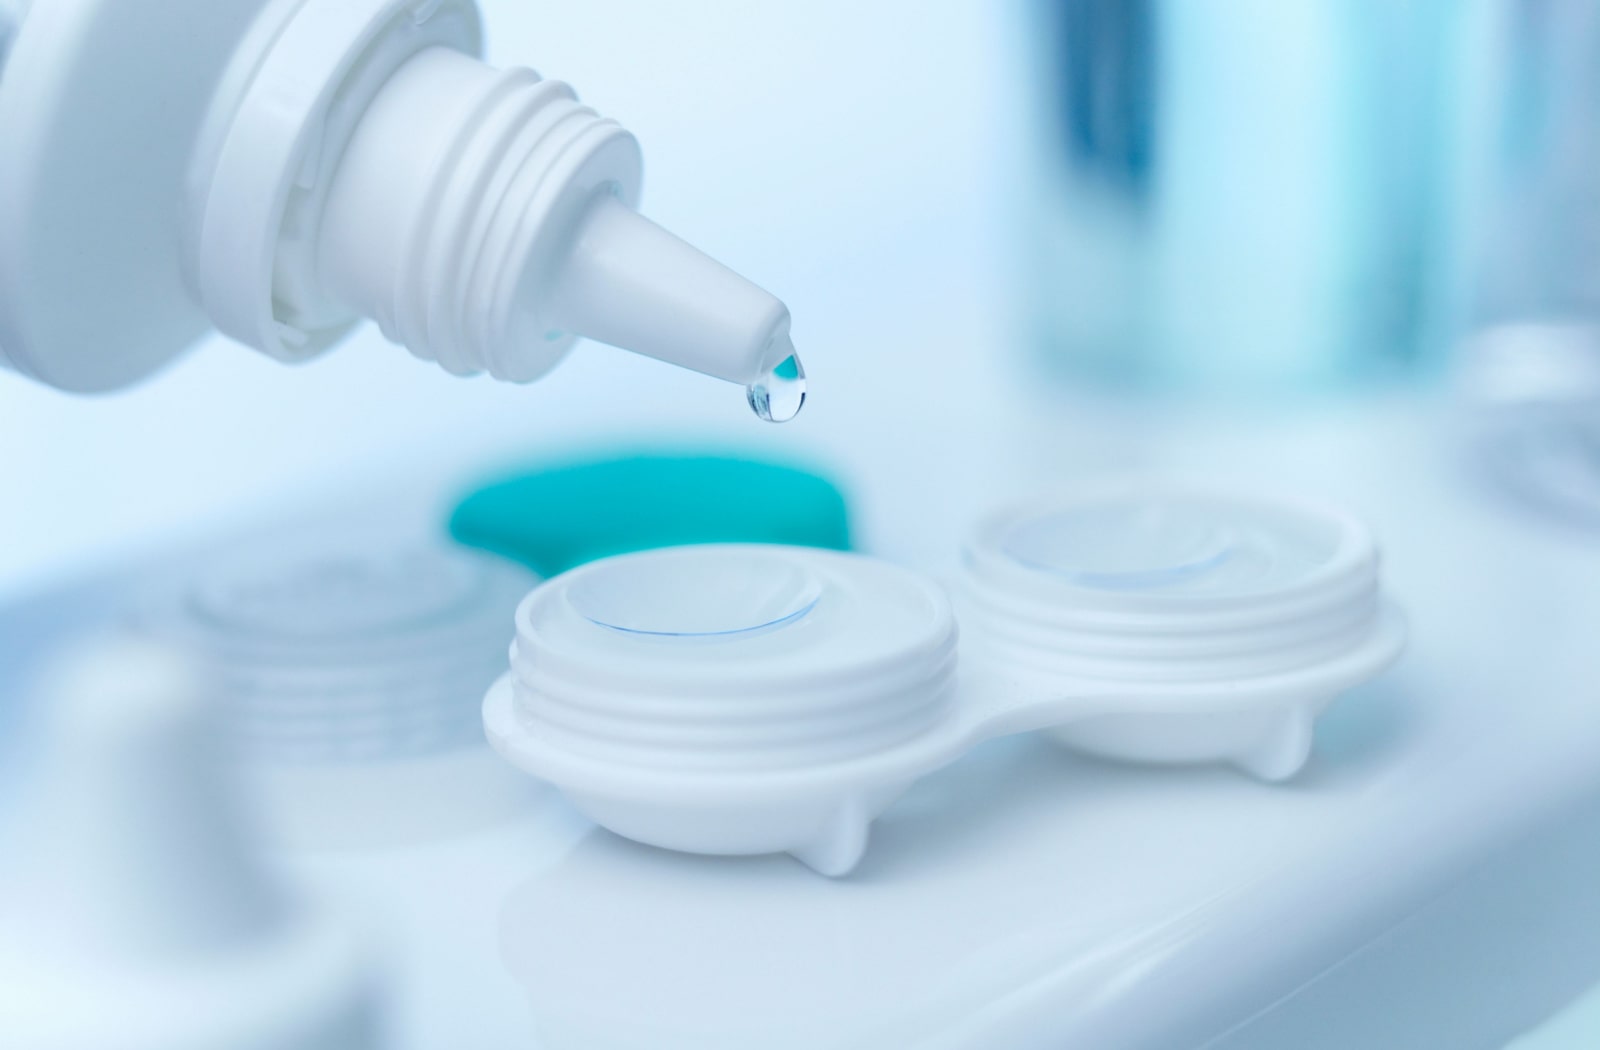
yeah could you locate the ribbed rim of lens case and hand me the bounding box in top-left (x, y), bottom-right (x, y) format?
top-left (496, 547), bottom-right (959, 771)
top-left (963, 484), bottom-right (1390, 684)
top-left (484, 486), bottom-right (1407, 876)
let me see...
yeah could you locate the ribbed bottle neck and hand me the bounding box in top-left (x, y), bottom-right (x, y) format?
top-left (315, 46), bottom-right (642, 381)
top-left (405, 71), bottom-right (629, 378)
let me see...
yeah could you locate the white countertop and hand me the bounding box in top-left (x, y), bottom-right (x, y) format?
top-left (258, 387), bottom-right (1600, 1049)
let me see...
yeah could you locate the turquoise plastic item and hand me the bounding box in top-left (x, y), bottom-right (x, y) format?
top-left (448, 454), bottom-right (852, 578)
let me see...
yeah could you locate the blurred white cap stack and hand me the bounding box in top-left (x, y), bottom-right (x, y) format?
top-left (137, 540), bottom-right (539, 848)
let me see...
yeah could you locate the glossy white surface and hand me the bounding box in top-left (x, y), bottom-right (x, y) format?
top-left (3, 391), bottom-right (1599, 1046)
top-left (282, 400), bottom-right (1600, 1048)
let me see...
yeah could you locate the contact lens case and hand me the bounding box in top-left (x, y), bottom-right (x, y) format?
top-left (484, 485), bottom-right (1406, 875)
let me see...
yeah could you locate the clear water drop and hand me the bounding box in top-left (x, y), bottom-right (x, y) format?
top-left (746, 347), bottom-right (807, 423)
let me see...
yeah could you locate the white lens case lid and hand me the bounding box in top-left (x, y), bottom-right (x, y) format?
top-left (511, 545), bottom-right (957, 701)
top-left (485, 488), bottom-right (1407, 877)
top-left (966, 483), bottom-right (1377, 611)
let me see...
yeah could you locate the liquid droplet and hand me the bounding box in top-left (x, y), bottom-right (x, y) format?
top-left (746, 347), bottom-right (806, 423)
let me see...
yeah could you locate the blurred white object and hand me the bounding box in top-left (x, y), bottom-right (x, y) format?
top-left (1457, 321), bottom-right (1600, 410)
top-left (0, 637), bottom-right (379, 1049)
top-left (484, 487), bottom-right (1404, 876)
top-left (0, 0), bottom-right (795, 397)
top-left (1457, 321), bottom-right (1600, 529)
top-left (137, 538), bottom-right (539, 849)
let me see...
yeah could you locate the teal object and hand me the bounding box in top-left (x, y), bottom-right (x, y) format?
top-left (449, 454), bottom-right (852, 578)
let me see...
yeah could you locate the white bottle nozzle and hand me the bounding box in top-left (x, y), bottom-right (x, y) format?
top-left (309, 45), bottom-right (800, 399)
top-left (547, 195), bottom-right (792, 386)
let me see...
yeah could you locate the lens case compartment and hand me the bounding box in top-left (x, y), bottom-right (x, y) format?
top-left (484, 486), bottom-right (1406, 876)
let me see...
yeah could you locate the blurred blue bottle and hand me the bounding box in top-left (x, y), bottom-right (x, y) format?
top-left (1024, 0), bottom-right (1465, 390)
